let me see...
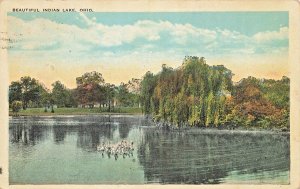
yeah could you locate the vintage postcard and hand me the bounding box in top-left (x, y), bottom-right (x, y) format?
top-left (0, 0), bottom-right (300, 188)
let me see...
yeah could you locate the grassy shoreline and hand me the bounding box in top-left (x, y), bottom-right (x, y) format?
top-left (9, 108), bottom-right (289, 133)
top-left (9, 107), bottom-right (143, 116)
top-left (152, 120), bottom-right (289, 133)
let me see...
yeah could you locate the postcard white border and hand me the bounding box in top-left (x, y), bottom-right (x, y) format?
top-left (0, 0), bottom-right (299, 189)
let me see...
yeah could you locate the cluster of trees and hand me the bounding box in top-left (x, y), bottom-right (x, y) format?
top-left (9, 56), bottom-right (290, 130)
top-left (9, 76), bottom-right (51, 112)
top-left (140, 56), bottom-right (289, 130)
top-left (9, 76), bottom-right (76, 113)
top-left (74, 71), bottom-right (141, 110)
top-left (9, 72), bottom-right (141, 113)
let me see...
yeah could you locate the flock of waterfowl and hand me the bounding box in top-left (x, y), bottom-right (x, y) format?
top-left (97, 140), bottom-right (134, 160)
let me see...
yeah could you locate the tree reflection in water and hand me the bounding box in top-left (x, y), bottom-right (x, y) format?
top-left (10, 120), bottom-right (47, 146)
top-left (9, 116), bottom-right (290, 184)
top-left (137, 129), bottom-right (289, 184)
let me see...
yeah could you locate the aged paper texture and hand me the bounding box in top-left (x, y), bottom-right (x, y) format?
top-left (0, 0), bottom-right (300, 189)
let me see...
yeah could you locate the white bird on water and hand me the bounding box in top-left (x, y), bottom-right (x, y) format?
top-left (97, 140), bottom-right (134, 159)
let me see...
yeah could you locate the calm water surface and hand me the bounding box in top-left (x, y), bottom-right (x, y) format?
top-left (9, 115), bottom-right (289, 184)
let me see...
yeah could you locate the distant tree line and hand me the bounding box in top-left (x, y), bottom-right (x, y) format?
top-left (9, 56), bottom-right (289, 130)
top-left (140, 56), bottom-right (290, 130)
top-left (9, 72), bottom-right (141, 113)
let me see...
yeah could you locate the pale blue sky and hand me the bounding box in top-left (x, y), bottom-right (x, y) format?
top-left (8, 12), bottom-right (289, 88)
top-left (9, 12), bottom-right (288, 35)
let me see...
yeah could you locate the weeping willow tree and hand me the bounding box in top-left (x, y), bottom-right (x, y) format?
top-left (140, 56), bottom-right (233, 128)
top-left (140, 56), bottom-right (289, 130)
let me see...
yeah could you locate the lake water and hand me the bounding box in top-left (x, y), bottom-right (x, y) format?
top-left (9, 115), bottom-right (290, 184)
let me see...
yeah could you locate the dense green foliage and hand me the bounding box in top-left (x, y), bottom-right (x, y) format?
top-left (9, 72), bottom-right (141, 113)
top-left (9, 76), bottom-right (47, 109)
top-left (74, 71), bottom-right (141, 110)
top-left (140, 56), bottom-right (289, 130)
top-left (9, 56), bottom-right (289, 130)
top-left (51, 81), bottom-right (76, 108)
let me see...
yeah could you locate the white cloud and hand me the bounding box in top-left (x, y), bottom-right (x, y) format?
top-left (80, 14), bottom-right (217, 47)
top-left (253, 26), bottom-right (288, 42)
top-left (8, 16), bottom-right (100, 51)
top-left (8, 14), bottom-right (288, 57)
top-left (7, 14), bottom-right (289, 88)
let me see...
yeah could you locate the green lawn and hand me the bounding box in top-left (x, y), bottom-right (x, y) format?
top-left (10, 107), bottom-right (143, 116)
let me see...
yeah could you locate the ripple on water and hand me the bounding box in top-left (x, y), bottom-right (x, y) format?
top-left (9, 115), bottom-right (290, 184)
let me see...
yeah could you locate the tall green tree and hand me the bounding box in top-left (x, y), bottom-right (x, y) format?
top-left (9, 77), bottom-right (49, 109)
top-left (140, 71), bottom-right (157, 114)
top-left (19, 76), bottom-right (44, 109)
top-left (104, 83), bottom-right (116, 112)
top-left (127, 78), bottom-right (142, 107)
top-left (9, 81), bottom-right (22, 105)
top-left (51, 81), bottom-right (72, 108)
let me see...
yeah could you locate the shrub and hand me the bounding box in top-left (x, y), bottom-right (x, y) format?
top-left (11, 101), bottom-right (22, 116)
